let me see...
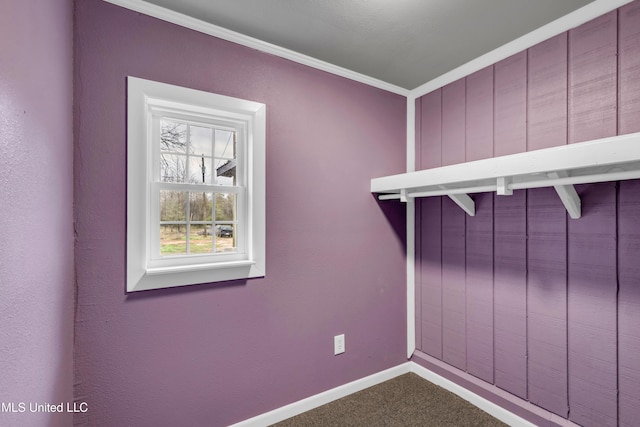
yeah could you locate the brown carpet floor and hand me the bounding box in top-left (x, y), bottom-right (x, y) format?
top-left (271, 373), bottom-right (509, 427)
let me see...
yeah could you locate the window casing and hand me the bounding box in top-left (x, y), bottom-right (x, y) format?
top-left (127, 77), bottom-right (265, 292)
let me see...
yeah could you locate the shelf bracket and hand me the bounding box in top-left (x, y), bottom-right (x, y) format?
top-left (439, 186), bottom-right (475, 216)
top-left (548, 171), bottom-right (581, 219)
top-left (449, 194), bottom-right (475, 216)
top-left (496, 176), bottom-right (513, 195)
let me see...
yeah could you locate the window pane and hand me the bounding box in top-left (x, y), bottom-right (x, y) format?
top-left (161, 154), bottom-right (187, 183)
top-left (160, 120), bottom-right (187, 153)
top-left (215, 193), bottom-right (236, 221)
top-left (189, 156), bottom-right (212, 184)
top-left (214, 129), bottom-right (235, 159)
top-left (214, 159), bottom-right (235, 185)
top-left (190, 225), bottom-right (213, 254)
top-left (160, 225), bottom-right (187, 255)
top-left (190, 125), bottom-right (213, 157)
top-left (160, 191), bottom-right (187, 221)
top-left (215, 224), bottom-right (236, 253)
top-left (190, 192), bottom-right (213, 221)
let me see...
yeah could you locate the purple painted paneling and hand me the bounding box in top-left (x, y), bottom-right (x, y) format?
top-left (441, 80), bottom-right (466, 166)
top-left (568, 183), bottom-right (617, 427)
top-left (465, 66), bottom-right (494, 161)
top-left (415, 192), bottom-right (423, 352)
top-left (494, 52), bottom-right (527, 156)
top-left (441, 198), bottom-right (466, 370)
top-left (568, 12), bottom-right (617, 144)
top-left (418, 197), bottom-right (443, 359)
top-left (527, 33), bottom-right (567, 151)
top-left (420, 89), bottom-right (442, 169)
top-left (493, 191), bottom-right (527, 399)
top-left (619, 1), bottom-right (640, 135)
top-left (527, 188), bottom-right (567, 416)
top-left (618, 179), bottom-right (640, 427)
top-left (0, 1), bottom-right (74, 426)
top-left (412, 350), bottom-right (580, 427)
top-left (73, 1), bottom-right (407, 426)
top-left (414, 3), bottom-right (640, 426)
top-left (465, 193), bottom-right (494, 383)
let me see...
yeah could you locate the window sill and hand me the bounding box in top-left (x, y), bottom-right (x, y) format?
top-left (128, 259), bottom-right (263, 292)
top-left (146, 259), bottom-right (256, 275)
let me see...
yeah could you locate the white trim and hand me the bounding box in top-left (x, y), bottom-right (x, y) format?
top-left (410, 0), bottom-right (635, 98)
top-left (230, 362), bottom-right (536, 426)
top-left (127, 76), bottom-right (266, 292)
top-left (229, 363), bottom-right (413, 427)
top-left (145, 259), bottom-right (256, 275)
top-left (101, 0), bottom-right (633, 98)
top-left (405, 95), bottom-right (417, 359)
top-left (102, 0), bottom-right (409, 96)
top-left (406, 199), bottom-right (416, 359)
top-left (103, 0), bottom-right (633, 97)
top-left (408, 363), bottom-right (536, 427)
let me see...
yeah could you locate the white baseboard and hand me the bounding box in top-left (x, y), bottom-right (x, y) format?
top-left (230, 363), bottom-right (413, 427)
top-left (407, 363), bottom-right (535, 427)
top-left (230, 361), bottom-right (538, 427)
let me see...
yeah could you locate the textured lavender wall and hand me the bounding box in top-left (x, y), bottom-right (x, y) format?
top-left (415, 2), bottom-right (640, 426)
top-left (72, 1), bottom-right (406, 425)
top-left (0, 1), bottom-right (74, 426)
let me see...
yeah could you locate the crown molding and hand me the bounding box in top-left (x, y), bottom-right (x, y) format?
top-left (101, 0), bottom-right (410, 96)
top-left (410, 0), bottom-right (635, 98)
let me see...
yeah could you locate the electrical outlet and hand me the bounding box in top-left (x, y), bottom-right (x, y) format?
top-left (334, 334), bottom-right (345, 355)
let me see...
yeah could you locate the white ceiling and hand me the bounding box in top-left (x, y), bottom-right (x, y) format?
top-left (141, 0), bottom-right (594, 90)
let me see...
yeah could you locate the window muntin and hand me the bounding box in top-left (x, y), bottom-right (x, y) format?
top-left (148, 113), bottom-right (247, 270)
top-left (152, 115), bottom-right (243, 262)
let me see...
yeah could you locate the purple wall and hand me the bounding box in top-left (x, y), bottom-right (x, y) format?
top-left (415, 1), bottom-right (640, 426)
top-left (0, 1), bottom-right (74, 426)
top-left (72, 1), bottom-right (406, 425)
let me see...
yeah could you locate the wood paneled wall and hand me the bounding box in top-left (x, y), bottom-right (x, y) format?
top-left (414, 2), bottom-right (640, 426)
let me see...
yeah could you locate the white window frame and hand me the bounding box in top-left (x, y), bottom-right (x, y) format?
top-left (127, 76), bottom-right (265, 292)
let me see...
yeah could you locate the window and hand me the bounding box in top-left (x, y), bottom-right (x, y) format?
top-left (127, 77), bottom-right (265, 292)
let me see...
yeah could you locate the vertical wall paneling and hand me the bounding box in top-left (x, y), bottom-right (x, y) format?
top-left (441, 77), bottom-right (466, 369)
top-left (418, 197), bottom-right (443, 359)
top-left (619, 1), bottom-right (640, 134)
top-left (441, 197), bottom-right (466, 370)
top-left (493, 191), bottom-right (527, 399)
top-left (494, 51), bottom-right (527, 156)
top-left (414, 3), bottom-right (640, 425)
top-left (568, 183), bottom-right (617, 427)
top-left (465, 193), bottom-right (494, 383)
top-left (415, 203), bottom-right (422, 352)
top-left (568, 11), bottom-right (617, 144)
top-left (441, 80), bottom-right (466, 166)
top-left (464, 66), bottom-right (495, 383)
top-left (526, 188), bottom-right (568, 416)
top-left (465, 66), bottom-right (494, 161)
top-left (420, 89), bottom-right (442, 170)
top-left (618, 179), bottom-right (640, 427)
top-left (527, 33), bottom-right (568, 151)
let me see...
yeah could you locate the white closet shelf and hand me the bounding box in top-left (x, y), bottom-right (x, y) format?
top-left (371, 132), bottom-right (640, 219)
